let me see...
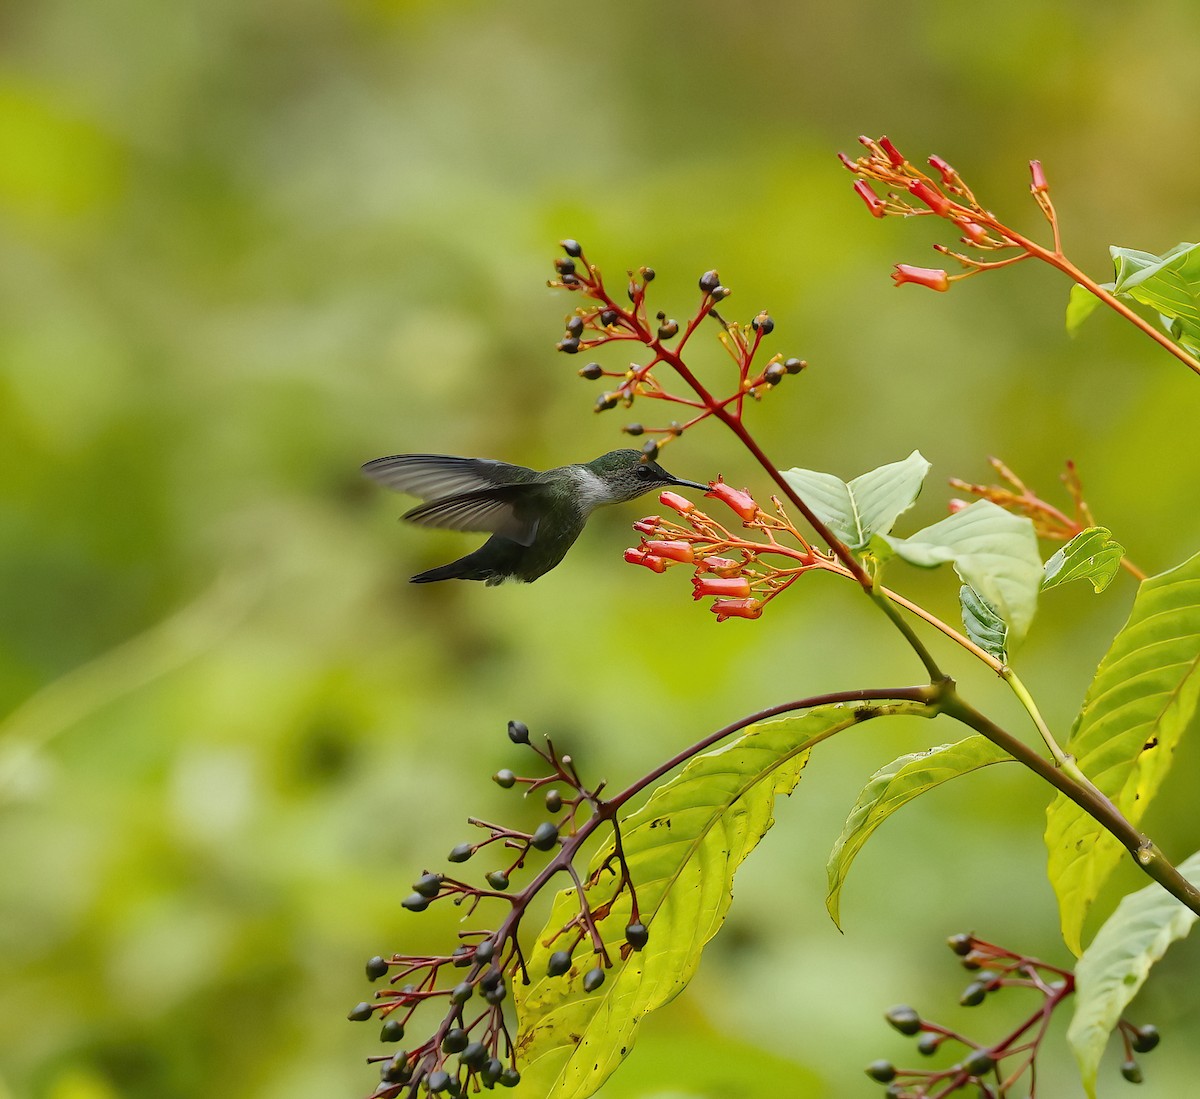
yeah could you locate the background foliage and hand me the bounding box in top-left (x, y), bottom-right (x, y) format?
top-left (2, 2), bottom-right (1199, 1097)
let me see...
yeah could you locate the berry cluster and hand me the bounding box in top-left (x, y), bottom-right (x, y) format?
top-left (549, 240), bottom-right (806, 459)
top-left (839, 135), bottom-right (1059, 293)
top-left (865, 933), bottom-right (1159, 1097)
top-left (349, 722), bottom-right (648, 1097)
top-left (623, 481), bottom-right (852, 621)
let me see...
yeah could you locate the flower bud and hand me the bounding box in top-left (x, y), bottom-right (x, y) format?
top-left (927, 154), bottom-right (957, 184)
top-left (699, 556), bottom-right (742, 576)
top-left (1029, 160), bottom-right (1048, 194)
top-left (891, 264), bottom-right (950, 292)
top-left (877, 136), bottom-right (905, 166)
top-left (623, 547), bottom-right (667, 573)
top-left (658, 491), bottom-right (696, 515)
top-left (852, 180), bottom-right (887, 218)
top-left (705, 478), bottom-right (758, 521)
top-left (710, 597), bottom-right (763, 622)
top-left (632, 516), bottom-right (661, 534)
top-left (692, 575), bottom-right (752, 600)
top-left (648, 540), bottom-right (694, 563)
top-left (907, 179), bottom-right (952, 216)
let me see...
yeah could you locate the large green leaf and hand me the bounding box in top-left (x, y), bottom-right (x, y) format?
top-left (1109, 243), bottom-right (1200, 354)
top-left (886, 500), bottom-right (1042, 641)
top-left (780, 451), bottom-right (931, 551)
top-left (1041, 527), bottom-right (1124, 595)
top-left (1046, 550), bottom-right (1200, 955)
top-left (825, 736), bottom-right (1011, 929)
top-left (514, 704), bottom-right (909, 1099)
top-left (1068, 849), bottom-right (1200, 1099)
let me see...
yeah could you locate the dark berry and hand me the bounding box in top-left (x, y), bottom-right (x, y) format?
top-left (963, 1050), bottom-right (994, 1076)
top-left (1120, 1060), bottom-right (1143, 1084)
top-left (413, 873), bottom-right (442, 899)
top-left (784, 357), bottom-right (805, 374)
top-left (600, 309), bottom-right (619, 327)
top-left (561, 239), bottom-right (583, 257)
top-left (1132, 1025), bottom-right (1160, 1053)
top-left (710, 285), bottom-right (730, 300)
top-left (917, 1032), bottom-right (941, 1056)
top-left (763, 362), bottom-right (786, 385)
top-left (699, 270), bottom-right (721, 292)
top-left (474, 940), bottom-right (495, 964)
top-left (493, 769), bottom-right (517, 789)
top-left (864, 1060), bottom-right (896, 1083)
top-left (483, 980), bottom-right (507, 1005)
top-left (547, 950), bottom-right (572, 977)
top-left (380, 1018), bottom-right (405, 1043)
top-left (507, 719), bottom-right (530, 744)
top-left (622, 423), bottom-right (644, 437)
top-left (579, 362), bottom-right (604, 380)
top-left (499, 1067), bottom-right (521, 1088)
top-left (381, 1052), bottom-right (411, 1083)
top-left (427, 1069), bottom-right (452, 1092)
top-left (347, 1001), bottom-right (374, 1021)
top-left (482, 1058), bottom-right (504, 1086)
top-left (555, 258), bottom-right (576, 276)
top-left (959, 981), bottom-right (987, 1007)
top-left (595, 392), bottom-right (619, 412)
top-left (624, 922), bottom-right (649, 950)
top-left (557, 336), bottom-right (580, 354)
top-left (448, 843), bottom-right (474, 863)
top-left (640, 267), bottom-right (656, 282)
top-left (544, 789), bottom-right (563, 812)
top-left (450, 981), bottom-right (473, 1005)
top-left (530, 822), bottom-right (559, 851)
top-left (402, 892), bottom-right (429, 913)
top-left (365, 955), bottom-right (388, 980)
top-left (485, 870), bottom-right (509, 890)
top-left (566, 316), bottom-right (584, 337)
top-left (884, 1005), bottom-right (922, 1036)
top-left (751, 311), bottom-right (774, 334)
top-left (947, 932), bottom-right (973, 955)
top-left (641, 439), bottom-right (659, 460)
top-left (657, 319), bottom-right (679, 339)
top-left (442, 1027), bottom-right (469, 1054)
top-left (461, 1041), bottom-right (489, 1068)
top-left (452, 945), bottom-right (473, 967)
top-left (583, 966), bottom-right (605, 992)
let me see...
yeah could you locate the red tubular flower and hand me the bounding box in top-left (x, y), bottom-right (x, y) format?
top-left (1029, 160), bottom-right (1048, 194)
top-left (710, 597), bottom-right (764, 622)
top-left (877, 136), bottom-right (905, 167)
top-left (632, 517), bottom-right (661, 535)
top-left (649, 540), bottom-right (695, 563)
top-left (927, 154), bottom-right (957, 185)
top-left (852, 180), bottom-right (887, 219)
top-left (624, 548), bottom-right (667, 572)
top-left (705, 479), bottom-right (758, 521)
top-left (699, 556), bottom-right (742, 576)
top-left (692, 576), bottom-right (752, 601)
top-left (658, 490), bottom-right (695, 515)
top-left (907, 179), bottom-right (953, 217)
top-left (892, 264), bottom-right (950, 292)
top-left (955, 220), bottom-right (988, 245)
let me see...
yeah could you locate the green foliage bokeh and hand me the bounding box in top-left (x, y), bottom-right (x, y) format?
top-left (2, 2), bottom-right (1199, 1097)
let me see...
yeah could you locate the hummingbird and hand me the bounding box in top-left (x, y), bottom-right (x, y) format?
top-left (362, 449), bottom-right (707, 584)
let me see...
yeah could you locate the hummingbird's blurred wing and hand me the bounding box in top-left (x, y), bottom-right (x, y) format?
top-left (361, 454), bottom-right (537, 500)
top-left (402, 487), bottom-right (540, 545)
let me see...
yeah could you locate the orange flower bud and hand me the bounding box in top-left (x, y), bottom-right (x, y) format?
top-left (623, 548), bottom-right (667, 572)
top-left (649, 540), bottom-right (695, 564)
top-left (710, 597), bottom-right (764, 622)
top-left (705, 479), bottom-right (758, 521)
top-left (892, 264), bottom-right (950, 292)
top-left (632, 517), bottom-right (661, 534)
top-left (1029, 160), bottom-right (1048, 194)
top-left (692, 576), bottom-right (752, 601)
top-left (907, 179), bottom-right (952, 217)
top-left (658, 491), bottom-right (696, 515)
top-left (853, 180), bottom-right (887, 218)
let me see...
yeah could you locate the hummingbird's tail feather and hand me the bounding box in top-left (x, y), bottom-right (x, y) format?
top-left (409, 545), bottom-right (508, 585)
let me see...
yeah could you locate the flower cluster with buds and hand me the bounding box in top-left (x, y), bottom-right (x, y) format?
top-left (623, 479), bottom-right (851, 621)
top-left (349, 722), bottom-right (649, 1098)
top-left (839, 135), bottom-right (1060, 293)
top-left (866, 933), bottom-right (1160, 1097)
top-left (548, 239), bottom-right (807, 460)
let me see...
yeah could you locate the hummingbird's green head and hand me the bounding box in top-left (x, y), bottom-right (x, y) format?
top-left (584, 449), bottom-right (708, 504)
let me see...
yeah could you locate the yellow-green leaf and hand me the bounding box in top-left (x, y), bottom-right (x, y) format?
top-left (826, 736), bottom-right (1011, 929)
top-left (1068, 849), bottom-right (1200, 1098)
top-left (1046, 550), bottom-right (1200, 955)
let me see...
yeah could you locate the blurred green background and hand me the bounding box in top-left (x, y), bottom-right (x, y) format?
top-left (2, 1), bottom-right (1199, 1097)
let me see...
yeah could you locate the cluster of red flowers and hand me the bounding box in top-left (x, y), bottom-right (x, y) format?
top-left (624, 478), bottom-right (842, 622)
top-left (839, 134), bottom-right (1055, 292)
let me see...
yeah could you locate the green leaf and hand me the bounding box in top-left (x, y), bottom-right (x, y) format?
top-left (514, 704), bottom-right (912, 1099)
top-left (1045, 550), bottom-right (1200, 955)
top-left (1067, 849), bottom-right (1200, 1099)
top-left (1041, 527), bottom-right (1124, 594)
top-left (780, 451), bottom-right (931, 551)
top-left (1065, 282), bottom-right (1109, 336)
top-left (886, 500), bottom-right (1043, 641)
top-left (1109, 243), bottom-right (1200, 353)
top-left (959, 584), bottom-right (1008, 662)
top-left (825, 736), bottom-right (1011, 929)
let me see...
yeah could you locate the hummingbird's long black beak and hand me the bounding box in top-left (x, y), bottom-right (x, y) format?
top-left (670, 477), bottom-right (709, 492)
